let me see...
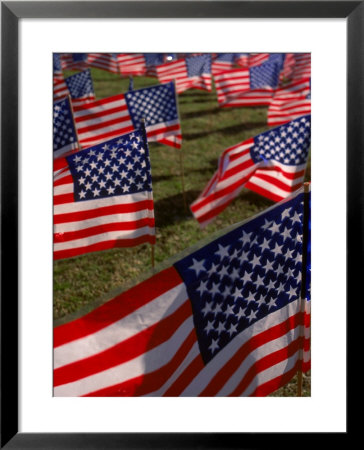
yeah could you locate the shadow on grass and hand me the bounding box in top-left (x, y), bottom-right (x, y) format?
top-left (183, 121), bottom-right (267, 140)
top-left (154, 189), bottom-right (201, 228)
top-left (181, 107), bottom-right (220, 120)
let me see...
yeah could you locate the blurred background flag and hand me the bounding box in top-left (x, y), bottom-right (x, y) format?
top-left (71, 81), bottom-right (182, 149)
top-left (53, 53), bottom-right (64, 83)
top-left (156, 54), bottom-right (212, 94)
top-left (87, 53), bottom-right (119, 74)
top-left (190, 115), bottom-right (311, 227)
top-left (53, 188), bottom-right (310, 397)
top-left (53, 69), bottom-right (96, 106)
top-left (117, 53), bottom-right (148, 76)
top-left (53, 129), bottom-right (155, 260)
top-left (53, 97), bottom-right (79, 159)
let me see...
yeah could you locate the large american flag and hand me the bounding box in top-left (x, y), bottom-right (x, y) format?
top-left (53, 97), bottom-right (79, 159)
top-left (53, 188), bottom-right (310, 396)
top-left (53, 69), bottom-right (96, 106)
top-left (190, 115), bottom-right (311, 227)
top-left (268, 79), bottom-right (311, 127)
top-left (156, 54), bottom-right (212, 94)
top-left (71, 81), bottom-right (181, 149)
top-left (214, 55), bottom-right (284, 107)
top-left (87, 53), bottom-right (119, 74)
top-left (53, 129), bottom-right (155, 260)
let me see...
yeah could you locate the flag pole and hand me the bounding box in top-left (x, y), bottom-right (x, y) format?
top-left (140, 116), bottom-right (155, 269)
top-left (297, 181), bottom-right (310, 396)
top-left (172, 79), bottom-right (187, 213)
top-left (67, 94), bottom-right (81, 151)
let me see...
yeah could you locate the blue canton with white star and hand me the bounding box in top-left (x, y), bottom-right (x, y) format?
top-left (124, 81), bottom-right (178, 130)
top-left (72, 53), bottom-right (88, 63)
top-left (53, 97), bottom-right (77, 153)
top-left (174, 192), bottom-right (305, 364)
top-left (250, 56), bottom-right (283, 90)
top-left (186, 54), bottom-right (212, 76)
top-left (53, 53), bottom-right (62, 72)
top-left (65, 69), bottom-right (94, 99)
top-left (144, 53), bottom-right (165, 67)
top-left (66, 130), bottom-right (152, 202)
top-left (250, 115), bottom-right (311, 166)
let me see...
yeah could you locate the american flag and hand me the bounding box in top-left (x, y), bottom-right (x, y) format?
top-left (53, 69), bottom-right (96, 106)
top-left (268, 79), bottom-right (311, 127)
top-left (156, 54), bottom-right (213, 94)
top-left (282, 53), bottom-right (311, 83)
top-left (211, 53), bottom-right (238, 76)
top-left (71, 81), bottom-right (181, 149)
top-left (53, 97), bottom-right (79, 159)
top-left (236, 53), bottom-right (271, 68)
top-left (214, 55), bottom-right (284, 107)
top-left (190, 115), bottom-right (311, 227)
top-left (53, 53), bottom-right (64, 83)
top-left (53, 129), bottom-right (155, 260)
top-left (87, 53), bottom-right (119, 74)
top-left (53, 187), bottom-right (310, 397)
top-left (117, 53), bottom-right (147, 76)
top-left (61, 53), bottom-right (89, 71)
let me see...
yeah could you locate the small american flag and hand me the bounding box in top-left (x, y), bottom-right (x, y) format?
top-left (211, 53), bottom-right (238, 76)
top-left (53, 97), bottom-right (79, 159)
top-left (71, 81), bottom-right (181, 149)
top-left (268, 79), bottom-right (311, 127)
top-left (53, 129), bottom-right (155, 260)
top-left (87, 53), bottom-right (119, 74)
top-left (61, 53), bottom-right (89, 71)
top-left (190, 115), bottom-right (311, 227)
top-left (156, 54), bottom-right (212, 94)
top-left (282, 53), bottom-right (311, 83)
top-left (53, 187), bottom-right (310, 396)
top-left (117, 53), bottom-right (147, 76)
top-left (53, 69), bottom-right (95, 106)
top-left (214, 55), bottom-right (284, 107)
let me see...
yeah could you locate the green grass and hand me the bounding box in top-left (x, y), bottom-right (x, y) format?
top-left (55, 68), bottom-right (311, 396)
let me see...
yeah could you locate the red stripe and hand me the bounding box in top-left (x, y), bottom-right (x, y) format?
top-left (53, 234), bottom-right (156, 260)
top-left (147, 123), bottom-right (180, 138)
top-left (54, 193), bottom-right (75, 205)
top-left (250, 359), bottom-right (300, 397)
top-left (230, 336), bottom-right (304, 396)
top-left (199, 312), bottom-right (303, 396)
top-left (54, 174), bottom-right (73, 187)
top-left (54, 217), bottom-right (155, 243)
top-left (54, 300), bottom-right (192, 387)
top-left (79, 125), bottom-right (135, 146)
top-left (77, 114), bottom-right (131, 134)
top-left (157, 138), bottom-right (181, 149)
top-left (245, 179), bottom-right (303, 202)
top-left (84, 329), bottom-right (197, 397)
top-left (54, 200), bottom-right (154, 224)
top-left (163, 354), bottom-right (205, 396)
top-left (53, 266), bottom-right (182, 347)
top-left (72, 94), bottom-right (125, 113)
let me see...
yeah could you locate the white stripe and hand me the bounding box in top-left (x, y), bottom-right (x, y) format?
top-left (216, 324), bottom-right (302, 396)
top-left (181, 299), bottom-right (300, 396)
top-left (54, 225), bottom-right (155, 252)
top-left (54, 191), bottom-right (151, 215)
top-left (54, 282), bottom-right (188, 369)
top-left (54, 316), bottom-right (194, 397)
top-left (54, 208), bottom-right (155, 233)
top-left (73, 97), bottom-right (126, 119)
top-left (146, 118), bottom-right (180, 133)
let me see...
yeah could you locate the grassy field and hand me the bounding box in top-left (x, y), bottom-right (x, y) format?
top-left (54, 67), bottom-right (311, 396)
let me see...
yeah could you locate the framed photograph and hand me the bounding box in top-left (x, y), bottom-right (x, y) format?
top-left (1, 1), bottom-right (358, 448)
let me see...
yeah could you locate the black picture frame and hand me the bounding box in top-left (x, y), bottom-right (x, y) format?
top-left (1, 1), bottom-right (358, 448)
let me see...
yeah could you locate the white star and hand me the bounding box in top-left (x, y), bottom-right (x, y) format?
top-left (242, 271), bottom-right (252, 283)
top-left (235, 306), bottom-right (247, 320)
top-left (224, 303), bottom-right (235, 317)
top-left (276, 282), bottom-right (285, 295)
top-left (205, 320), bottom-right (215, 335)
top-left (281, 227), bottom-right (292, 241)
top-left (122, 184), bottom-right (130, 193)
top-left (239, 230), bottom-right (252, 246)
top-left (79, 190), bottom-right (86, 199)
top-left (260, 237), bottom-right (271, 252)
top-left (291, 211), bottom-right (301, 225)
top-left (189, 258), bottom-right (206, 276)
top-left (201, 301), bottom-right (213, 317)
top-left (262, 259), bottom-right (274, 272)
top-left (209, 338), bottom-right (219, 354)
top-left (246, 309), bottom-right (258, 322)
top-left (250, 254), bottom-right (261, 269)
top-left (210, 282), bottom-right (221, 298)
top-left (287, 285), bottom-right (298, 300)
top-left (268, 221), bottom-right (281, 234)
top-left (232, 287), bottom-right (243, 301)
top-left (207, 262), bottom-right (219, 277)
top-left (107, 186), bottom-right (115, 195)
top-left (216, 321), bottom-right (226, 335)
top-left (255, 294), bottom-right (266, 308)
top-left (266, 298), bottom-right (277, 309)
top-left (229, 267), bottom-right (240, 281)
top-left (245, 291), bottom-right (256, 304)
top-left (197, 280), bottom-right (208, 297)
top-left (92, 187), bottom-right (100, 197)
top-left (227, 322), bottom-right (238, 337)
top-left (255, 275), bottom-right (265, 288)
top-left (215, 244), bottom-right (231, 261)
top-left (222, 284), bottom-right (232, 299)
top-left (271, 242), bottom-right (283, 257)
top-left (266, 279), bottom-right (276, 291)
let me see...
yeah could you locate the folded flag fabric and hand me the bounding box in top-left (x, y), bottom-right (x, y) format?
top-left (281, 53), bottom-right (311, 83)
top-left (53, 129), bottom-right (155, 260)
top-left (53, 187), bottom-right (310, 397)
top-left (267, 79), bottom-right (311, 127)
top-left (71, 81), bottom-right (181, 149)
top-left (53, 69), bottom-right (96, 106)
top-left (156, 54), bottom-right (213, 94)
top-left (236, 53), bottom-right (270, 68)
top-left (53, 97), bottom-right (79, 159)
top-left (211, 53), bottom-right (238, 76)
top-left (87, 53), bottom-right (119, 74)
top-left (214, 54), bottom-right (284, 107)
top-left (190, 115), bottom-right (311, 227)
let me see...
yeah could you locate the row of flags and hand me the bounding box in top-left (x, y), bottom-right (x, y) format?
top-left (53, 53), bottom-right (311, 397)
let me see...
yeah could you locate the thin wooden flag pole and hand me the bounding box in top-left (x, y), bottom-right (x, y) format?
top-left (172, 79), bottom-right (187, 213)
top-left (297, 181), bottom-right (310, 396)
